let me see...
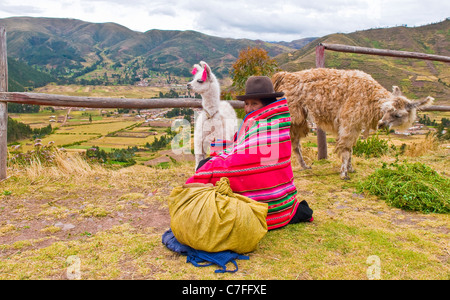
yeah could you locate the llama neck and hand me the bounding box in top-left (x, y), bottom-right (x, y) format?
top-left (375, 86), bottom-right (393, 111)
top-left (201, 77), bottom-right (221, 115)
top-left (369, 89), bottom-right (391, 126)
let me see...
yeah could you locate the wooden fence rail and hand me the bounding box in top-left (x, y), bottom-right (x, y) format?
top-left (2, 91), bottom-right (446, 111)
top-left (318, 43), bottom-right (450, 63)
top-left (0, 26), bottom-right (450, 180)
top-left (0, 92), bottom-right (245, 109)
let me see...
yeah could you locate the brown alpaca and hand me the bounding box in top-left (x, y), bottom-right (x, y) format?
top-left (272, 68), bottom-right (434, 179)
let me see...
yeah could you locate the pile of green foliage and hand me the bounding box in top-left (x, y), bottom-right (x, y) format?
top-left (358, 162), bottom-right (450, 214)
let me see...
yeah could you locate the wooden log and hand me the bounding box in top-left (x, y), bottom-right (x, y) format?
top-left (315, 44), bottom-right (328, 160)
top-left (0, 26), bottom-right (7, 180)
top-left (315, 44), bottom-right (325, 68)
top-left (320, 43), bottom-right (450, 63)
top-left (420, 105), bottom-right (450, 112)
top-left (0, 92), bottom-right (245, 109)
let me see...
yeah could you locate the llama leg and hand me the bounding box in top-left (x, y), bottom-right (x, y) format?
top-left (194, 122), bottom-right (205, 168)
top-left (336, 125), bottom-right (359, 179)
top-left (194, 148), bottom-right (205, 168)
top-left (291, 124), bottom-right (310, 169)
top-left (340, 149), bottom-right (351, 180)
top-left (348, 148), bottom-right (355, 173)
top-left (361, 129), bottom-right (369, 139)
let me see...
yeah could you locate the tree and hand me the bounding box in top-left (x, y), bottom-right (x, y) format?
top-left (231, 47), bottom-right (280, 93)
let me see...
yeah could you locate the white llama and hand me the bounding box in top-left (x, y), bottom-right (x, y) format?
top-left (187, 61), bottom-right (238, 168)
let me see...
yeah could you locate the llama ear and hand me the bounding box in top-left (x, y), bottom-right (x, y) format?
top-left (198, 61), bottom-right (210, 81)
top-left (192, 64), bottom-right (201, 76)
top-left (392, 86), bottom-right (402, 97)
top-left (200, 61), bottom-right (211, 75)
top-left (409, 96), bottom-right (434, 110)
top-left (201, 69), bottom-right (208, 81)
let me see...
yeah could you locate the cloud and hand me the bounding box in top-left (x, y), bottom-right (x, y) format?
top-left (177, 1), bottom-right (362, 40)
top-left (183, 0), bottom-right (449, 41)
top-left (175, 0), bottom-right (378, 40)
top-left (0, 0), bottom-right (42, 15)
top-left (0, 0), bottom-right (448, 41)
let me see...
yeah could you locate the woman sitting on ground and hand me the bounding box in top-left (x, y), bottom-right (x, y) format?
top-left (186, 76), bottom-right (313, 230)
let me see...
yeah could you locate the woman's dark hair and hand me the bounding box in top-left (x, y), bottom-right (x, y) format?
top-left (261, 97), bottom-right (277, 106)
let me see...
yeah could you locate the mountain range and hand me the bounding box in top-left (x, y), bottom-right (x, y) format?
top-left (0, 17), bottom-right (301, 81)
top-left (0, 16), bottom-right (449, 103)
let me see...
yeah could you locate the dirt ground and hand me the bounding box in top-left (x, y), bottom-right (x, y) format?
top-left (0, 171), bottom-right (176, 259)
top-left (144, 150), bottom-right (195, 167)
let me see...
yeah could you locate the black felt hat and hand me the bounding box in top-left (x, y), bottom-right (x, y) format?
top-left (236, 76), bottom-right (284, 100)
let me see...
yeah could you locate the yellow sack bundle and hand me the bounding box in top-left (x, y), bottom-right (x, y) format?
top-left (168, 177), bottom-right (268, 254)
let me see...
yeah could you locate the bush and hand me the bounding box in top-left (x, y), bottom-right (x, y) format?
top-left (8, 142), bottom-right (57, 167)
top-left (144, 128), bottom-right (176, 152)
top-left (357, 162), bottom-right (450, 214)
top-left (353, 134), bottom-right (389, 158)
top-left (85, 146), bottom-right (136, 167)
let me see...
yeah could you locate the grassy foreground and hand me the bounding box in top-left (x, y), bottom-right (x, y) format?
top-left (0, 142), bottom-right (449, 280)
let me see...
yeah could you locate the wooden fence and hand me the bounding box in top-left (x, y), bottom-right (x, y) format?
top-left (0, 26), bottom-right (449, 179)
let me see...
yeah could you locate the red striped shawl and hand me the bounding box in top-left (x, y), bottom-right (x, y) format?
top-left (186, 98), bottom-right (300, 230)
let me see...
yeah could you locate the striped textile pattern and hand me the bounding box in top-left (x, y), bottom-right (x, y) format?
top-left (186, 98), bottom-right (300, 230)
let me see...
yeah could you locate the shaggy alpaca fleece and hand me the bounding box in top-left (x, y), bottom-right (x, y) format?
top-left (187, 61), bottom-right (238, 168)
top-left (272, 68), bottom-right (433, 179)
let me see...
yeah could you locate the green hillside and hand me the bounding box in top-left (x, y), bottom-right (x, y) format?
top-left (275, 20), bottom-right (450, 103)
top-left (7, 57), bottom-right (55, 92)
top-left (0, 17), bottom-right (294, 82)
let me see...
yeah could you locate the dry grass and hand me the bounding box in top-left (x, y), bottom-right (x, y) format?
top-left (404, 134), bottom-right (440, 157)
top-left (12, 151), bottom-right (105, 181)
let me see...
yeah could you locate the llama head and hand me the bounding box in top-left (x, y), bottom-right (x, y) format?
top-left (378, 86), bottom-right (434, 130)
top-left (187, 61), bottom-right (218, 95)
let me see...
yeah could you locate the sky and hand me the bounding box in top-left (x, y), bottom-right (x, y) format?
top-left (0, 0), bottom-right (448, 42)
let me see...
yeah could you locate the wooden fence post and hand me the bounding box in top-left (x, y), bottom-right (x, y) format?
top-left (0, 26), bottom-right (7, 180)
top-left (315, 44), bottom-right (328, 160)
